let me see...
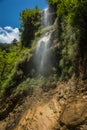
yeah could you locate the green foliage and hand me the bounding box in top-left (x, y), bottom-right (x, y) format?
top-left (0, 43), bottom-right (30, 89)
top-left (20, 6), bottom-right (41, 47)
top-left (47, 0), bottom-right (87, 80)
top-left (58, 19), bottom-right (80, 80)
top-left (0, 50), bottom-right (7, 82)
top-left (14, 76), bottom-right (45, 93)
top-left (0, 43), bottom-right (11, 52)
top-left (13, 74), bottom-right (57, 94)
top-left (47, 0), bottom-right (87, 27)
top-left (50, 0), bottom-right (87, 30)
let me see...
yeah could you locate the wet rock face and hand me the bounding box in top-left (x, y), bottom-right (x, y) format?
top-left (60, 100), bottom-right (87, 129)
top-left (41, 4), bottom-right (57, 27)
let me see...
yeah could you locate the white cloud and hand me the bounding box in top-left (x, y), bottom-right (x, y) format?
top-left (0, 26), bottom-right (20, 43)
top-left (4, 26), bottom-right (13, 31)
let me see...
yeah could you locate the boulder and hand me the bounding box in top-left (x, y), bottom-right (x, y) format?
top-left (60, 100), bottom-right (87, 129)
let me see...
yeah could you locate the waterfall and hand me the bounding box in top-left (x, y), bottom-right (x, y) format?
top-left (35, 33), bottom-right (51, 73)
top-left (35, 7), bottom-right (53, 74)
top-left (41, 8), bottom-right (50, 27)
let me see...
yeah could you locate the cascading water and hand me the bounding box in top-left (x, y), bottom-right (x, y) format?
top-left (41, 8), bottom-right (50, 27)
top-left (35, 7), bottom-right (53, 74)
top-left (35, 33), bottom-right (51, 73)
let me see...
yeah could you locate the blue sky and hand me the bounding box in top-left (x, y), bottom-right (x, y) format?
top-left (0, 0), bottom-right (48, 43)
top-left (0, 0), bottom-right (47, 28)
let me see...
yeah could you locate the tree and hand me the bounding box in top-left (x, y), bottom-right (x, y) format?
top-left (20, 6), bottom-right (41, 47)
top-left (11, 39), bottom-right (18, 45)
